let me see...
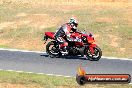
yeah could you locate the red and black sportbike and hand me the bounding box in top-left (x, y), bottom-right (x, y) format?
top-left (43, 31), bottom-right (102, 61)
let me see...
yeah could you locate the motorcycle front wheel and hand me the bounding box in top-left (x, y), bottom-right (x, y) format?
top-left (85, 46), bottom-right (102, 61)
top-left (46, 41), bottom-right (61, 58)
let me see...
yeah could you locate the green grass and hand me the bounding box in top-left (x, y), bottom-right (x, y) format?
top-left (0, 71), bottom-right (75, 87)
top-left (0, 70), bottom-right (132, 88)
top-left (0, 45), bottom-right (9, 48)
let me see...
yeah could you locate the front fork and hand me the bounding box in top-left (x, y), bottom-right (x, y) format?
top-left (89, 44), bottom-right (97, 54)
top-left (79, 44), bottom-right (97, 57)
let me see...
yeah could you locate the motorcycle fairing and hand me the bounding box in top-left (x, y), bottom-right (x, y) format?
top-left (45, 32), bottom-right (55, 39)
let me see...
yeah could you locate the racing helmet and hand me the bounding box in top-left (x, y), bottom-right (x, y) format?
top-left (69, 17), bottom-right (78, 29)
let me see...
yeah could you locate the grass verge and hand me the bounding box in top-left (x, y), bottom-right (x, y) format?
top-left (0, 70), bottom-right (132, 88)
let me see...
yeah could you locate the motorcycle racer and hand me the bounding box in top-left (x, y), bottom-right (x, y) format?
top-left (44, 18), bottom-right (102, 60)
top-left (54, 17), bottom-right (81, 53)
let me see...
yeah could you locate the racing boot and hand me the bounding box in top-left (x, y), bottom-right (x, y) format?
top-left (60, 46), bottom-right (68, 55)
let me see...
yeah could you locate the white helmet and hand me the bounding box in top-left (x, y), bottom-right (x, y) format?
top-left (69, 17), bottom-right (78, 29)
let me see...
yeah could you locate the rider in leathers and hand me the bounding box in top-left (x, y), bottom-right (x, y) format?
top-left (54, 18), bottom-right (81, 53)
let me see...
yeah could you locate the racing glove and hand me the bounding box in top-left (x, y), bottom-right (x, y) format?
top-left (66, 34), bottom-right (82, 42)
top-left (74, 37), bottom-right (82, 42)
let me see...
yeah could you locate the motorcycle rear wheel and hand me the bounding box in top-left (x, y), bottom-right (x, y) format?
top-left (46, 41), bottom-right (61, 58)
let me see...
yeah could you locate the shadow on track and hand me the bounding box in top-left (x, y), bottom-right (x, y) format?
top-left (40, 54), bottom-right (87, 60)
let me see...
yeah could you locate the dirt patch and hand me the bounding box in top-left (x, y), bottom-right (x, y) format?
top-left (0, 83), bottom-right (42, 88)
top-left (96, 17), bottom-right (113, 23)
top-left (94, 34), bottom-right (100, 39)
top-left (7, 38), bottom-right (43, 50)
top-left (59, 5), bottom-right (82, 12)
top-left (97, 0), bottom-right (128, 2)
top-left (108, 34), bottom-right (121, 47)
top-left (120, 48), bottom-right (126, 53)
top-left (27, 14), bottom-right (61, 29)
top-left (0, 39), bottom-right (13, 45)
top-left (16, 12), bottom-right (28, 17)
top-left (0, 20), bottom-right (30, 30)
top-left (15, 20), bottom-right (31, 26)
top-left (16, 13), bottom-right (61, 29)
top-left (0, 13), bottom-right (61, 29)
top-left (0, 22), bottom-right (15, 29)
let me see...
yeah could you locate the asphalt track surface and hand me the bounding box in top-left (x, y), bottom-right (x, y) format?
top-left (0, 49), bottom-right (132, 78)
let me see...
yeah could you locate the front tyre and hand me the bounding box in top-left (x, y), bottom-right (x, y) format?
top-left (46, 41), bottom-right (61, 58)
top-left (85, 46), bottom-right (102, 61)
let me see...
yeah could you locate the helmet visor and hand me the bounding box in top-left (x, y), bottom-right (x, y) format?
top-left (74, 23), bottom-right (78, 27)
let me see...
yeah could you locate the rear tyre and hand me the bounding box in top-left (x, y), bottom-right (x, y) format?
top-left (85, 46), bottom-right (102, 61)
top-left (46, 41), bottom-right (61, 58)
